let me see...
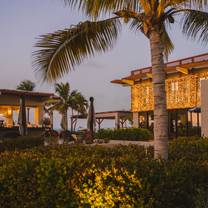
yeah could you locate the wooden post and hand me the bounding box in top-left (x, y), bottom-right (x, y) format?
top-left (190, 112), bottom-right (193, 127)
top-left (175, 110), bottom-right (178, 138)
top-left (186, 109), bottom-right (189, 137)
top-left (27, 108), bottom-right (30, 124)
top-left (146, 112), bottom-right (149, 129)
top-left (19, 96), bottom-right (27, 136)
top-left (197, 112), bottom-right (200, 136)
top-left (133, 112), bottom-right (139, 128)
top-left (89, 97), bottom-right (95, 138)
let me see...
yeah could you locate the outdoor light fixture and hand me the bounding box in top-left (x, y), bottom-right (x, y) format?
top-left (7, 109), bottom-right (12, 116)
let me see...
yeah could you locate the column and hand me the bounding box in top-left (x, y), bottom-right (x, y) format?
top-left (5, 107), bottom-right (13, 127)
top-left (201, 80), bottom-right (208, 137)
top-left (34, 106), bottom-right (44, 127)
top-left (133, 112), bottom-right (139, 128)
top-left (115, 113), bottom-right (120, 129)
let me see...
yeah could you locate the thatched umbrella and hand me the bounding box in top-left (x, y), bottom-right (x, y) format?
top-left (87, 97), bottom-right (96, 138)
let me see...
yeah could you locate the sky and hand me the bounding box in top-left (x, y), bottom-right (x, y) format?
top-left (0, 0), bottom-right (207, 129)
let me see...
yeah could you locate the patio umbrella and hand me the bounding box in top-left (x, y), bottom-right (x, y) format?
top-left (18, 96), bottom-right (27, 136)
top-left (188, 107), bottom-right (201, 113)
top-left (87, 97), bottom-right (96, 137)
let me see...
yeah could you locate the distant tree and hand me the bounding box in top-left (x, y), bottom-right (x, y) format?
top-left (17, 80), bottom-right (35, 91)
top-left (50, 82), bottom-right (88, 131)
top-left (17, 80), bottom-right (36, 124)
top-left (69, 91), bottom-right (88, 130)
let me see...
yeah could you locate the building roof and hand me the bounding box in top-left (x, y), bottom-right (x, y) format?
top-left (71, 111), bottom-right (132, 120)
top-left (0, 89), bottom-right (55, 98)
top-left (111, 53), bottom-right (208, 85)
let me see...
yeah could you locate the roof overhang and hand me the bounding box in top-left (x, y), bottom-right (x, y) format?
top-left (112, 53), bottom-right (208, 85)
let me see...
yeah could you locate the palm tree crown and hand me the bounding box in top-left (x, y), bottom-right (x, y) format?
top-left (17, 80), bottom-right (36, 91)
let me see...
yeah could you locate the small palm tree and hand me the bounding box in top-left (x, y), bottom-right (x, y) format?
top-left (34, 0), bottom-right (208, 159)
top-left (53, 82), bottom-right (71, 130)
top-left (69, 91), bottom-right (88, 130)
top-left (17, 80), bottom-right (36, 91)
top-left (51, 82), bottom-right (88, 131)
top-left (17, 80), bottom-right (36, 124)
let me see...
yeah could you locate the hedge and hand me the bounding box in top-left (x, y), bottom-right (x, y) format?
top-left (95, 128), bottom-right (153, 141)
top-left (0, 136), bottom-right (44, 152)
top-left (0, 137), bottom-right (208, 207)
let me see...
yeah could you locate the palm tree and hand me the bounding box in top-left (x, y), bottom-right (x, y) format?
top-left (17, 80), bottom-right (36, 91)
top-left (17, 80), bottom-right (36, 125)
top-left (51, 82), bottom-right (88, 131)
top-left (33, 0), bottom-right (208, 159)
top-left (53, 82), bottom-right (71, 130)
top-left (69, 91), bottom-right (88, 131)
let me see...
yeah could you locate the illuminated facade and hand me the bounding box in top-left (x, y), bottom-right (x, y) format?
top-left (112, 53), bottom-right (208, 136)
top-left (0, 89), bottom-right (55, 128)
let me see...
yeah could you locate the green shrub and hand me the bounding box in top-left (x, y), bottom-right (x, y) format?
top-left (0, 136), bottom-right (44, 152)
top-left (0, 138), bottom-right (208, 208)
top-left (95, 128), bottom-right (152, 141)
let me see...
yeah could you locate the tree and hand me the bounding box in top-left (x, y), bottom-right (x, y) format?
top-left (17, 80), bottom-right (36, 91)
top-left (50, 82), bottom-right (88, 131)
top-left (69, 91), bottom-right (88, 131)
top-left (33, 0), bottom-right (208, 159)
top-left (53, 82), bottom-right (71, 131)
top-left (17, 80), bottom-right (36, 125)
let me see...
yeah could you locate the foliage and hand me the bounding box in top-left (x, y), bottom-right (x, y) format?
top-left (72, 166), bottom-right (144, 208)
top-left (0, 136), bottom-right (44, 152)
top-left (47, 82), bottom-right (88, 130)
top-left (33, 0), bottom-right (208, 81)
top-left (95, 128), bottom-right (153, 141)
top-left (0, 137), bottom-right (208, 207)
top-left (16, 80), bottom-right (36, 91)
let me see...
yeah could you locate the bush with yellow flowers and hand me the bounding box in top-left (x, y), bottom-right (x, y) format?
top-left (72, 166), bottom-right (144, 208)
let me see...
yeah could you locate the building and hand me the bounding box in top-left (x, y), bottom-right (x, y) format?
top-left (0, 89), bottom-right (57, 136)
top-left (112, 53), bottom-right (208, 137)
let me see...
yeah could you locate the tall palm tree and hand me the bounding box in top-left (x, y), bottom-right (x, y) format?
top-left (33, 0), bottom-right (208, 159)
top-left (17, 80), bottom-right (36, 91)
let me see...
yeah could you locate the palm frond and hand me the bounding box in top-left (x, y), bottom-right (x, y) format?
top-left (63, 0), bottom-right (141, 18)
top-left (161, 26), bottom-right (174, 59)
top-left (165, 0), bottom-right (208, 8)
top-left (181, 9), bottom-right (208, 43)
top-left (130, 17), bottom-right (174, 58)
top-left (33, 18), bottom-right (121, 81)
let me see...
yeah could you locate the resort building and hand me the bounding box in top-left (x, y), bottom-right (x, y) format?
top-left (0, 89), bottom-right (56, 135)
top-left (112, 53), bottom-right (208, 137)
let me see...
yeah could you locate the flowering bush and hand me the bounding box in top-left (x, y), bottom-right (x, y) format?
top-left (72, 166), bottom-right (143, 208)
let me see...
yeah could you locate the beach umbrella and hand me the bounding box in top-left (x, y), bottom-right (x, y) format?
top-left (18, 96), bottom-right (27, 136)
top-left (87, 97), bottom-right (96, 137)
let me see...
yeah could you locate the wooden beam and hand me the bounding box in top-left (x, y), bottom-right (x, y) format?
top-left (122, 79), bottom-right (134, 86)
top-left (176, 67), bottom-right (189, 75)
top-left (146, 73), bottom-right (152, 79)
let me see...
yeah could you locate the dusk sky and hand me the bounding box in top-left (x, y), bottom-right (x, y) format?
top-left (1, 0), bottom-right (207, 128)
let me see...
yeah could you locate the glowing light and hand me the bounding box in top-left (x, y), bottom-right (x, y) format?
top-left (131, 71), bottom-right (208, 112)
top-left (7, 109), bottom-right (12, 116)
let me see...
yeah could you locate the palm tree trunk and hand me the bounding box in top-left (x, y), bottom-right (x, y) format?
top-left (71, 108), bottom-right (74, 131)
top-left (149, 29), bottom-right (168, 160)
top-left (62, 109), bottom-right (68, 131)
